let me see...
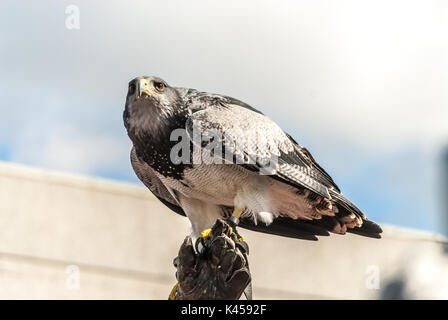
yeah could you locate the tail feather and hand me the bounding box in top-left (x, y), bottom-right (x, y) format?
top-left (239, 216), bottom-right (330, 241)
top-left (346, 219), bottom-right (383, 238)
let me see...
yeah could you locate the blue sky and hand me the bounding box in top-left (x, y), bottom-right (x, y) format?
top-left (1, 0), bottom-right (447, 234)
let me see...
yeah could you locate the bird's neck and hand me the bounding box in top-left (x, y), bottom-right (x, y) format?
top-left (131, 110), bottom-right (191, 178)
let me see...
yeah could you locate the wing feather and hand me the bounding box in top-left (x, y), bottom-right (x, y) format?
top-left (184, 93), bottom-right (335, 200)
top-left (183, 91), bottom-right (381, 238)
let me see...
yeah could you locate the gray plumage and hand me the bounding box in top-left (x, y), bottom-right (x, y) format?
top-left (124, 76), bottom-right (382, 240)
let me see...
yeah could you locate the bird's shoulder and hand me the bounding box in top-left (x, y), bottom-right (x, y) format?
top-left (177, 87), bottom-right (264, 115)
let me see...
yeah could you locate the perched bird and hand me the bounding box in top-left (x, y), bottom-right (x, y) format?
top-left (123, 76), bottom-right (382, 242)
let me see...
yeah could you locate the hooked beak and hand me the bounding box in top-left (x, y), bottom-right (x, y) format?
top-left (138, 78), bottom-right (151, 97)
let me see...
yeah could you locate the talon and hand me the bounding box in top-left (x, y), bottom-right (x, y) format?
top-left (195, 236), bottom-right (206, 255)
top-left (200, 228), bottom-right (212, 239)
top-left (234, 230), bottom-right (245, 241)
top-left (195, 228), bottom-right (213, 254)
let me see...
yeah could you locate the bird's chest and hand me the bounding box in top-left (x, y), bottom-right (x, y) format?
top-left (139, 145), bottom-right (190, 180)
top-left (134, 131), bottom-right (192, 181)
top-left (131, 111), bottom-right (193, 180)
top-left (156, 164), bottom-right (250, 205)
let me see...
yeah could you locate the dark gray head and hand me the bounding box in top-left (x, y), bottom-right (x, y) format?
top-left (123, 76), bottom-right (184, 143)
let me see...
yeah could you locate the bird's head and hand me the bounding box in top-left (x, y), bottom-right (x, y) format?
top-left (123, 76), bottom-right (183, 139)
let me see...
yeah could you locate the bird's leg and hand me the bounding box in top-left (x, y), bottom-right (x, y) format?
top-left (195, 207), bottom-right (244, 254)
top-left (226, 207), bottom-right (244, 241)
top-left (201, 208), bottom-right (243, 240)
top-left (232, 207), bottom-right (244, 219)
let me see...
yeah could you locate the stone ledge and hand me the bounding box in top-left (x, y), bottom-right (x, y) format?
top-left (0, 161), bottom-right (446, 299)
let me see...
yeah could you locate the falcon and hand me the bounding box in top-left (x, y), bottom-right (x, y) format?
top-left (123, 76), bottom-right (382, 242)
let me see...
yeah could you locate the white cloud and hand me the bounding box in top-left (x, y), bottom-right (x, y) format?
top-left (10, 126), bottom-right (132, 175)
top-left (2, 0), bottom-right (446, 156)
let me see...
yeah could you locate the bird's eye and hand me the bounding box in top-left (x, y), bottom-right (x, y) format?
top-left (153, 81), bottom-right (166, 92)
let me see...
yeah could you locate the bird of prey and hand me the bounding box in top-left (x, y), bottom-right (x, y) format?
top-left (123, 76), bottom-right (382, 242)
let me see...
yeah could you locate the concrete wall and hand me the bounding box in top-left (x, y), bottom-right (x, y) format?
top-left (0, 161), bottom-right (446, 299)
